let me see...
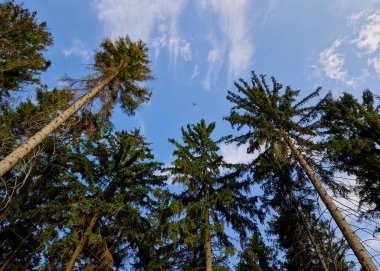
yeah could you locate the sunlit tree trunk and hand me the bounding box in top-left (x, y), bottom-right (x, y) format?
top-left (204, 207), bottom-right (212, 271)
top-left (65, 212), bottom-right (100, 271)
top-left (286, 135), bottom-right (378, 271)
top-left (0, 72), bottom-right (116, 178)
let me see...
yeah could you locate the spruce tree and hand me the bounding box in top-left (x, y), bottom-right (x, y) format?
top-left (0, 1), bottom-right (52, 97)
top-left (168, 119), bottom-right (261, 271)
top-left (41, 128), bottom-right (166, 271)
top-left (236, 229), bottom-right (280, 271)
top-left (321, 90), bottom-right (380, 216)
top-left (225, 71), bottom-right (377, 271)
top-left (0, 36), bottom-right (152, 177)
top-left (0, 90), bottom-right (103, 270)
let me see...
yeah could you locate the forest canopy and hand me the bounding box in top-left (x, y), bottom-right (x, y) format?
top-left (0, 1), bottom-right (379, 271)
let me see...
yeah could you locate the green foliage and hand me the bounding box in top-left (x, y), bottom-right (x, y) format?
top-left (270, 206), bottom-right (354, 271)
top-left (321, 90), bottom-right (380, 216)
top-left (94, 36), bottom-right (152, 117)
top-left (237, 229), bottom-right (280, 271)
top-left (225, 71), bottom-right (354, 270)
top-left (168, 119), bottom-right (260, 270)
top-left (41, 128), bottom-right (166, 270)
top-left (0, 0), bottom-right (52, 96)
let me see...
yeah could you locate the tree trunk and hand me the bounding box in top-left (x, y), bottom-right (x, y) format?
top-left (65, 212), bottom-right (100, 271)
top-left (0, 175), bottom-right (42, 224)
top-left (0, 72), bottom-right (117, 178)
top-left (289, 191), bottom-right (329, 271)
top-left (0, 243), bottom-right (21, 271)
top-left (285, 136), bottom-right (378, 271)
top-left (204, 207), bottom-right (212, 271)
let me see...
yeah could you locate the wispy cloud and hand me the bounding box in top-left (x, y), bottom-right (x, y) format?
top-left (191, 64), bottom-right (199, 79)
top-left (318, 39), bottom-right (349, 83)
top-left (202, 0), bottom-right (254, 89)
top-left (318, 39), bottom-right (369, 87)
top-left (350, 9), bottom-right (380, 54)
top-left (91, 0), bottom-right (190, 67)
top-left (203, 43), bottom-right (224, 89)
top-left (368, 55), bottom-right (380, 77)
top-left (92, 0), bottom-right (254, 88)
top-left (62, 39), bottom-right (90, 61)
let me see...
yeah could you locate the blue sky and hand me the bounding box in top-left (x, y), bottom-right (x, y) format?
top-left (20, 0), bottom-right (380, 165)
top-left (18, 0), bottom-right (380, 266)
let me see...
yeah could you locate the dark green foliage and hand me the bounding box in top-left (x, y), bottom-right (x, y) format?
top-left (0, 1), bottom-right (52, 96)
top-left (93, 36), bottom-right (152, 117)
top-left (321, 90), bottom-right (380, 216)
top-left (225, 71), bottom-right (353, 270)
top-left (270, 202), bottom-right (354, 271)
top-left (237, 229), bottom-right (280, 271)
top-left (41, 128), bottom-right (165, 270)
top-left (0, 125), bottom-right (83, 270)
top-left (224, 72), bottom-right (335, 185)
top-left (168, 119), bottom-right (261, 270)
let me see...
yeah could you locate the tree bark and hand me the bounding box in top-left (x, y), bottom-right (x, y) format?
top-left (0, 243), bottom-right (21, 271)
top-left (65, 212), bottom-right (100, 271)
top-left (285, 136), bottom-right (378, 271)
top-left (289, 191), bottom-right (329, 271)
top-left (0, 72), bottom-right (117, 178)
top-left (204, 207), bottom-right (212, 271)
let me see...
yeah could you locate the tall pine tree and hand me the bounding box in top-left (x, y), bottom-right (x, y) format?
top-left (321, 90), bottom-right (380, 217)
top-left (0, 1), bottom-right (52, 97)
top-left (225, 71), bottom-right (377, 271)
top-left (168, 119), bottom-right (261, 271)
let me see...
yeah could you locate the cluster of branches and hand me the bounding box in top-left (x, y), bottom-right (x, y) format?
top-left (0, 1), bottom-right (379, 271)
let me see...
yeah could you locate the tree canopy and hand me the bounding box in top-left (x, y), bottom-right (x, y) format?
top-left (0, 0), bottom-right (52, 97)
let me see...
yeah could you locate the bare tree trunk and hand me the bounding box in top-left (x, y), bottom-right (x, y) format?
top-left (0, 175), bottom-right (42, 224)
top-left (65, 212), bottom-right (100, 271)
top-left (0, 243), bottom-right (21, 271)
top-left (285, 136), bottom-right (378, 271)
top-left (0, 73), bottom-right (117, 178)
top-left (204, 207), bottom-right (212, 271)
top-left (289, 191), bottom-right (329, 271)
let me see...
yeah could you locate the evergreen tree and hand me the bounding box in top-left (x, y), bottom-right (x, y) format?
top-left (270, 199), bottom-right (354, 270)
top-left (0, 89), bottom-right (104, 270)
top-left (0, 1), bottom-right (52, 97)
top-left (236, 229), bottom-right (280, 271)
top-left (321, 90), bottom-right (380, 216)
top-left (0, 36), bottom-right (152, 177)
top-left (41, 129), bottom-right (165, 271)
top-left (243, 128), bottom-right (352, 271)
top-left (168, 119), bottom-right (261, 271)
top-left (225, 71), bottom-right (377, 270)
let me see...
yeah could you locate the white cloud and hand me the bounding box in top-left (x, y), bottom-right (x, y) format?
top-left (91, 0), bottom-right (189, 67)
top-left (203, 44), bottom-right (224, 89)
top-left (350, 9), bottom-right (380, 54)
top-left (319, 39), bottom-right (349, 82)
top-left (202, 0), bottom-right (254, 89)
top-left (92, 0), bottom-right (254, 87)
top-left (368, 55), bottom-right (380, 77)
top-left (191, 64), bottom-right (200, 79)
top-left (62, 39), bottom-right (90, 61)
top-left (220, 143), bottom-right (257, 164)
top-left (152, 25), bottom-right (192, 66)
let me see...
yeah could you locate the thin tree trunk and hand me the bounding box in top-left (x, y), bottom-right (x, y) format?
top-left (0, 72), bottom-right (117, 178)
top-left (65, 212), bottom-right (100, 271)
top-left (0, 175), bottom-right (42, 224)
top-left (289, 191), bottom-right (329, 271)
top-left (285, 136), bottom-right (378, 271)
top-left (0, 243), bottom-right (21, 271)
top-left (204, 207), bottom-right (212, 271)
